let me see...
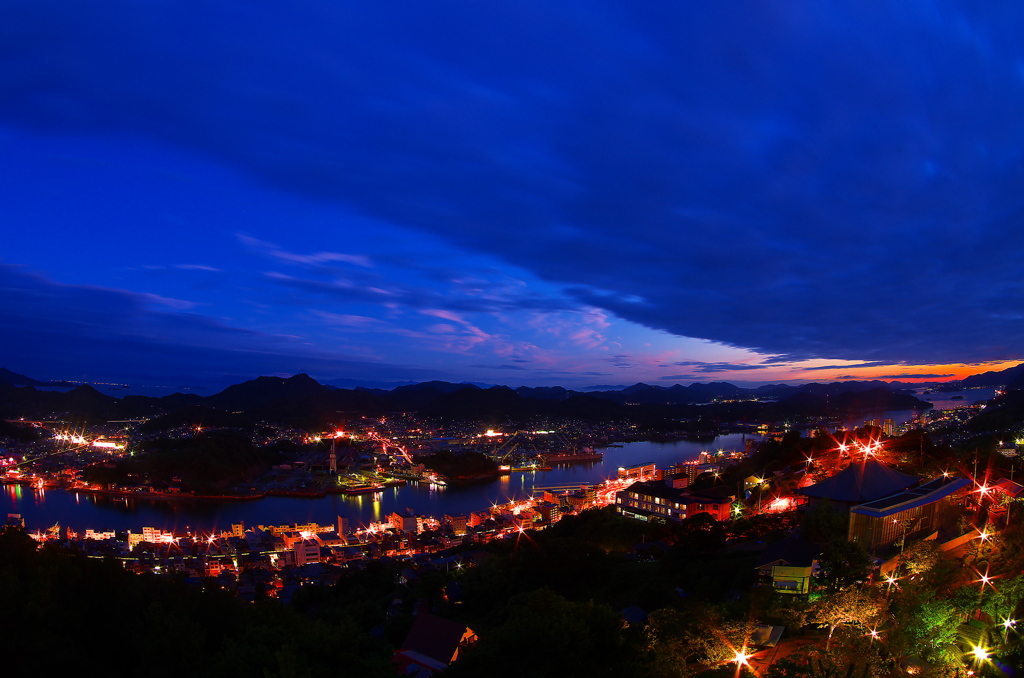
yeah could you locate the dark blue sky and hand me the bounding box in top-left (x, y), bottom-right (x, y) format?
top-left (2, 1), bottom-right (1023, 389)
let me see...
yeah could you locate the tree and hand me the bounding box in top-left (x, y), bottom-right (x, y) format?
top-left (888, 588), bottom-right (964, 666)
top-left (817, 538), bottom-right (870, 591)
top-left (641, 608), bottom-right (700, 677)
top-left (810, 587), bottom-right (886, 650)
top-left (801, 501), bottom-right (847, 543)
top-left (766, 646), bottom-right (879, 678)
top-left (899, 539), bottom-right (941, 577)
top-left (673, 512), bottom-right (727, 555)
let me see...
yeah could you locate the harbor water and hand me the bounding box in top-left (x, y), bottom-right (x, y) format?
top-left (2, 435), bottom-right (749, 534)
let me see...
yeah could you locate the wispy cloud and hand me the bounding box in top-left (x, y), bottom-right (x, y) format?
top-left (239, 234), bottom-right (372, 268)
top-left (175, 264), bottom-right (221, 272)
top-left (0, 264), bottom-right (431, 383)
top-left (799, 362), bottom-right (895, 371)
top-left (669, 361), bottom-right (772, 373)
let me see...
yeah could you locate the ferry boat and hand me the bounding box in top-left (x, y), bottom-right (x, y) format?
top-left (344, 483), bottom-right (384, 495)
top-left (540, 447), bottom-right (603, 464)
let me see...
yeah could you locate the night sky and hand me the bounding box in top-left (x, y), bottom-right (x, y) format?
top-left (3, 2), bottom-right (1024, 390)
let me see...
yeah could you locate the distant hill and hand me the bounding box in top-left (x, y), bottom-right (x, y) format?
top-left (0, 367), bottom-right (942, 427)
top-left (0, 368), bottom-right (46, 386)
top-left (515, 386), bottom-right (571, 401)
top-left (965, 362), bottom-right (1024, 389)
top-left (392, 380), bottom-right (485, 394)
top-left (0, 368), bottom-right (76, 388)
top-left (419, 386), bottom-right (531, 421)
top-left (832, 387), bottom-right (930, 412)
top-left (205, 373), bottom-right (332, 411)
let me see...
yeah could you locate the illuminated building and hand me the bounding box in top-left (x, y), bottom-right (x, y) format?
top-left (755, 536), bottom-right (820, 594)
top-left (393, 609), bottom-right (477, 676)
top-left (798, 459), bottom-right (918, 518)
top-left (534, 502), bottom-right (561, 524)
top-left (615, 481), bottom-right (735, 523)
top-left (618, 462), bottom-right (657, 482)
top-left (293, 539), bottom-right (321, 566)
top-left (847, 475), bottom-right (971, 552)
top-left (388, 510), bottom-right (420, 534)
top-left (444, 514), bottom-right (468, 536)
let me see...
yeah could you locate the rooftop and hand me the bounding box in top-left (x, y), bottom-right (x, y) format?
top-left (851, 476), bottom-right (970, 518)
top-left (798, 459), bottom-right (919, 504)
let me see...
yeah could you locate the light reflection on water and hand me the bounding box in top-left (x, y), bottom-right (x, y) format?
top-left (3, 435), bottom-right (750, 532)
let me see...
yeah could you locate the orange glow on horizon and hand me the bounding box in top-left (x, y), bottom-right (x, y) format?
top-left (804, 360), bottom-right (1022, 383)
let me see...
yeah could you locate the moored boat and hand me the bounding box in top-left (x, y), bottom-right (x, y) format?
top-left (344, 483), bottom-right (384, 495)
top-left (540, 447), bottom-right (603, 463)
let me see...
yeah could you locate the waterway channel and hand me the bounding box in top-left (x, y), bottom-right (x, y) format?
top-left (2, 435), bottom-right (751, 534)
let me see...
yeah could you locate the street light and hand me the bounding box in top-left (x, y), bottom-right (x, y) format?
top-left (733, 649), bottom-right (751, 666)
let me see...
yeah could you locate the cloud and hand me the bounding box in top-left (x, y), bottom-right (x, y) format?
top-left (239, 234), bottom-right (372, 268)
top-left (470, 364), bottom-right (527, 371)
top-left (799, 362), bottom-right (894, 371)
top-left (872, 373), bottom-right (957, 380)
top-left (0, 264), bottom-right (436, 383)
top-left (669, 361), bottom-right (772, 373)
top-left (6, 3), bottom-right (1024, 364)
top-left (311, 311), bottom-right (387, 329)
top-left (260, 254), bottom-right (578, 315)
top-left (535, 369), bottom-right (612, 377)
top-left (605, 354), bottom-right (636, 369)
top-left (175, 264), bottom-right (221, 272)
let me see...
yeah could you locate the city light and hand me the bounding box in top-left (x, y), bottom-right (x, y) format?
top-left (732, 649), bottom-right (751, 666)
top-left (970, 645), bottom-right (990, 662)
